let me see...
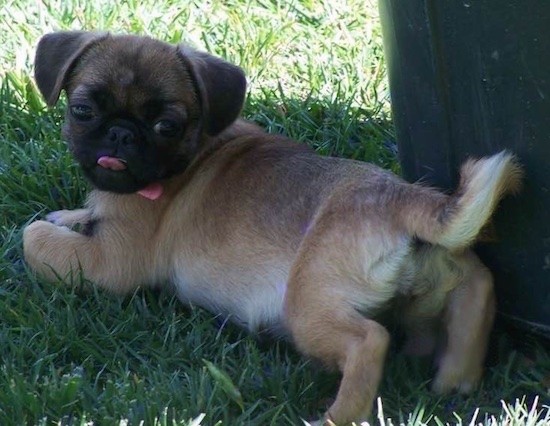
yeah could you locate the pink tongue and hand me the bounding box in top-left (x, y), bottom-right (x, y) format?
top-left (137, 182), bottom-right (164, 200)
top-left (97, 156), bottom-right (127, 171)
top-left (97, 156), bottom-right (163, 200)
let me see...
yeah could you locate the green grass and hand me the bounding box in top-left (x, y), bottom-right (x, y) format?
top-left (0, 0), bottom-right (549, 425)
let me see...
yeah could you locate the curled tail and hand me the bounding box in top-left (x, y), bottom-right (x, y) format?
top-left (400, 151), bottom-right (523, 251)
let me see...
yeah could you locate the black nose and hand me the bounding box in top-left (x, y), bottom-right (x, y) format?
top-left (108, 126), bottom-right (135, 146)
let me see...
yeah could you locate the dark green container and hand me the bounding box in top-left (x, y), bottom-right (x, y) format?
top-left (378, 0), bottom-right (550, 336)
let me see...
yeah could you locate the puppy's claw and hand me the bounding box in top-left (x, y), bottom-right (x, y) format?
top-left (302, 417), bottom-right (338, 426)
top-left (302, 420), bottom-right (329, 426)
top-left (432, 374), bottom-right (478, 395)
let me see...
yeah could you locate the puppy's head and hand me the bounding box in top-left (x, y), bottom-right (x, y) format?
top-left (34, 31), bottom-right (246, 197)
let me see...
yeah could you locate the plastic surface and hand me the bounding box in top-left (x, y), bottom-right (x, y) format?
top-left (379, 0), bottom-right (550, 335)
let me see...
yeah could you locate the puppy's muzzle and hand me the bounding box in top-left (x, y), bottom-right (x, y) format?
top-left (95, 125), bottom-right (137, 172)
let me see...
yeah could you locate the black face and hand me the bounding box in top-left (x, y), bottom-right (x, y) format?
top-left (62, 85), bottom-right (198, 194)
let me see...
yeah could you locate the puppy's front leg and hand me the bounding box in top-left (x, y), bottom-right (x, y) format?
top-left (23, 219), bottom-right (142, 293)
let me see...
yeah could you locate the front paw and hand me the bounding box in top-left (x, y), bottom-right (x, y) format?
top-left (45, 208), bottom-right (91, 228)
top-left (23, 220), bottom-right (74, 280)
top-left (45, 210), bottom-right (72, 226)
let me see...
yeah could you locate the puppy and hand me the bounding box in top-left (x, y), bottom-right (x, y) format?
top-left (23, 31), bottom-right (522, 425)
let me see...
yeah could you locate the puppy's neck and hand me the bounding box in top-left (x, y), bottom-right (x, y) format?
top-left (166, 118), bottom-right (265, 188)
top-left (199, 118), bottom-right (264, 153)
top-left (217, 119), bottom-right (265, 141)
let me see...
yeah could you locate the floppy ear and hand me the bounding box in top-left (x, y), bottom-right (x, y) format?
top-left (178, 46), bottom-right (247, 136)
top-left (34, 31), bottom-right (108, 106)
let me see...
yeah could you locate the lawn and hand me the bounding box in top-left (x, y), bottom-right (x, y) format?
top-left (0, 0), bottom-right (548, 425)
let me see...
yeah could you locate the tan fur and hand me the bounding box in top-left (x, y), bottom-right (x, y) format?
top-left (24, 32), bottom-right (522, 425)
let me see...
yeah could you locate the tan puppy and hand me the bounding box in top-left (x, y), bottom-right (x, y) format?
top-left (23, 32), bottom-right (522, 425)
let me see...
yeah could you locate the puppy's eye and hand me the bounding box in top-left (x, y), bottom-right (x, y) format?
top-left (70, 105), bottom-right (94, 121)
top-left (153, 120), bottom-right (180, 137)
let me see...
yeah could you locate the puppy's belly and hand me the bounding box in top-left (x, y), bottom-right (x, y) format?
top-left (171, 261), bottom-right (289, 333)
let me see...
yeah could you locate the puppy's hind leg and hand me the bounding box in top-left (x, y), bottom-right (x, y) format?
top-left (286, 288), bottom-right (389, 425)
top-left (432, 251), bottom-right (496, 394)
top-left (284, 216), bottom-right (401, 424)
